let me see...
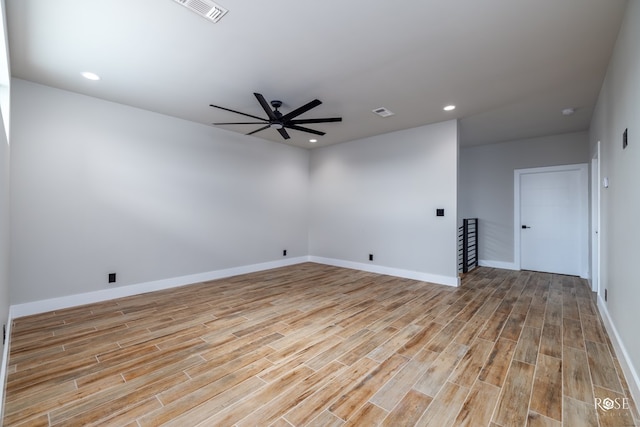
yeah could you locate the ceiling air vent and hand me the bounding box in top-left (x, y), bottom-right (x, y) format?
top-left (372, 107), bottom-right (394, 118)
top-left (173, 0), bottom-right (228, 23)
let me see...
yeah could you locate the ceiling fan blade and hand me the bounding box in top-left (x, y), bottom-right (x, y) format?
top-left (289, 117), bottom-right (342, 124)
top-left (213, 122), bottom-right (268, 125)
top-left (285, 124), bottom-right (326, 136)
top-left (246, 125), bottom-right (270, 136)
top-left (278, 128), bottom-right (291, 139)
top-left (254, 93), bottom-right (278, 121)
top-left (210, 104), bottom-right (266, 121)
top-left (281, 99), bottom-right (322, 121)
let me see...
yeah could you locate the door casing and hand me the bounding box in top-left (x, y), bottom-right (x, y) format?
top-left (591, 142), bottom-right (601, 292)
top-left (514, 163), bottom-right (589, 278)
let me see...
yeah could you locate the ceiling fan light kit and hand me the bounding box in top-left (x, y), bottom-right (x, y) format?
top-left (210, 93), bottom-right (342, 140)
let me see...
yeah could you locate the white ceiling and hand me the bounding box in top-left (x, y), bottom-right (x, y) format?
top-left (6, 0), bottom-right (628, 148)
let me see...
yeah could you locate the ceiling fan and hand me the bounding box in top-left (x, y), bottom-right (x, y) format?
top-left (210, 93), bottom-right (342, 140)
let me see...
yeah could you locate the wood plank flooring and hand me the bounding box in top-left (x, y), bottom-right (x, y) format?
top-left (3, 263), bottom-right (639, 426)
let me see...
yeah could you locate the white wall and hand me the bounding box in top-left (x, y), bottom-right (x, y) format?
top-left (0, 1), bottom-right (10, 412)
top-left (0, 100), bottom-right (8, 347)
top-left (10, 79), bottom-right (310, 304)
top-left (459, 132), bottom-right (589, 267)
top-left (0, 0), bottom-right (10, 140)
top-left (589, 0), bottom-right (640, 401)
top-left (309, 120), bottom-right (459, 284)
top-left (0, 97), bottom-right (8, 422)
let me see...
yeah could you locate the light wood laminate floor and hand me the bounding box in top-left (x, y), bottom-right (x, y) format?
top-left (3, 263), bottom-right (639, 426)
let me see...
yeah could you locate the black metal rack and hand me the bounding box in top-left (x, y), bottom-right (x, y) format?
top-left (458, 218), bottom-right (478, 274)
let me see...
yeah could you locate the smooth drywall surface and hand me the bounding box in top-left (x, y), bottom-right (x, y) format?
top-left (459, 132), bottom-right (589, 265)
top-left (0, 106), bottom-right (8, 344)
top-left (309, 120), bottom-right (458, 281)
top-left (0, 0), bottom-right (9, 140)
top-left (590, 0), bottom-right (640, 397)
top-left (10, 79), bottom-right (309, 304)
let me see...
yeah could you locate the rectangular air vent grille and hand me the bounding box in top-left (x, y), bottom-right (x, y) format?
top-left (372, 107), bottom-right (394, 118)
top-left (174, 0), bottom-right (228, 23)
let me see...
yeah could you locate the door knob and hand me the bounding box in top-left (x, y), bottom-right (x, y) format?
top-left (522, 225), bottom-right (531, 229)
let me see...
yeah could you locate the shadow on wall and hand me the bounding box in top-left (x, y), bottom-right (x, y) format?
top-left (479, 219), bottom-right (514, 263)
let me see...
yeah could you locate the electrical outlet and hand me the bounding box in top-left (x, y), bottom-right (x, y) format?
top-left (283, 249), bottom-right (287, 256)
top-left (369, 254), bottom-right (374, 261)
top-left (108, 273), bottom-right (116, 283)
top-left (436, 208), bottom-right (445, 217)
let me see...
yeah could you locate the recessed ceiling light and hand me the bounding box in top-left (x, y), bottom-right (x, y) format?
top-left (561, 108), bottom-right (575, 116)
top-left (81, 72), bottom-right (101, 81)
top-left (309, 139), bottom-right (318, 143)
top-left (443, 105), bottom-right (456, 111)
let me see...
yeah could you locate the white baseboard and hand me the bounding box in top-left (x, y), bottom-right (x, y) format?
top-left (2, 255), bottom-right (456, 409)
top-left (478, 260), bottom-right (518, 270)
top-left (478, 260), bottom-right (589, 279)
top-left (10, 256), bottom-right (309, 319)
top-left (597, 295), bottom-right (640, 411)
top-left (10, 255), bottom-right (461, 318)
top-left (4, 258), bottom-right (635, 422)
top-left (2, 254), bottom-right (457, 415)
top-left (309, 256), bottom-right (459, 287)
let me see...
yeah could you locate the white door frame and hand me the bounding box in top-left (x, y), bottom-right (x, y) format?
top-left (514, 163), bottom-right (589, 277)
top-left (591, 142), bottom-right (601, 292)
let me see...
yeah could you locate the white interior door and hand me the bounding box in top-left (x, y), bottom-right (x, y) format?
top-left (516, 165), bottom-right (588, 276)
top-left (591, 145), bottom-right (600, 292)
